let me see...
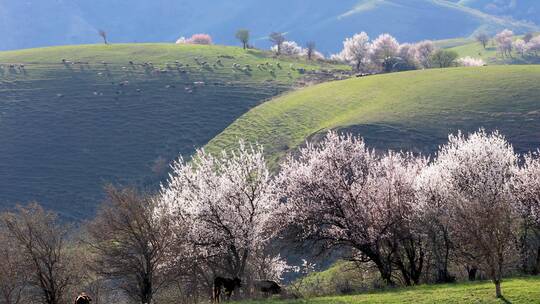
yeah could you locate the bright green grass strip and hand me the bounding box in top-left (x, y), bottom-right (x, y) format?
top-left (0, 43), bottom-right (333, 66)
top-left (237, 277), bottom-right (540, 304)
top-left (434, 37), bottom-right (474, 49)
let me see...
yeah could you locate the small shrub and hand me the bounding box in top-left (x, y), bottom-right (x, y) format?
top-left (431, 49), bottom-right (459, 68)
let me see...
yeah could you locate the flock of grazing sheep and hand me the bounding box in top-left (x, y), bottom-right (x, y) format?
top-left (0, 51), bottom-right (350, 110)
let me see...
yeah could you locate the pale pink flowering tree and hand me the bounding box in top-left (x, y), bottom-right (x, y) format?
top-left (415, 163), bottom-right (456, 283)
top-left (270, 40), bottom-right (324, 59)
top-left (271, 41), bottom-right (303, 56)
top-left (526, 36), bottom-right (540, 56)
top-left (398, 43), bottom-right (419, 68)
top-left (370, 33), bottom-right (400, 70)
top-left (413, 40), bottom-right (436, 68)
top-left (511, 152), bottom-right (540, 274)
top-left (513, 152), bottom-right (540, 226)
top-left (159, 141), bottom-right (278, 278)
top-left (189, 34), bottom-right (213, 45)
top-left (513, 39), bottom-right (527, 57)
top-left (431, 130), bottom-right (519, 298)
top-left (276, 131), bottom-right (428, 285)
top-left (495, 29), bottom-right (514, 58)
top-left (367, 151), bottom-right (428, 285)
top-left (332, 32), bottom-right (372, 72)
top-left (177, 34), bottom-right (213, 45)
top-left (247, 253), bottom-right (290, 282)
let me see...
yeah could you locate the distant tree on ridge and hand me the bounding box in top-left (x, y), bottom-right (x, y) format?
top-left (269, 32), bottom-right (286, 55)
top-left (475, 33), bottom-right (489, 49)
top-left (98, 29), bottom-right (108, 45)
top-left (236, 29), bottom-right (250, 50)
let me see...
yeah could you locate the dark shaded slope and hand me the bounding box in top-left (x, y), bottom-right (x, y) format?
top-left (0, 44), bottom-right (346, 218)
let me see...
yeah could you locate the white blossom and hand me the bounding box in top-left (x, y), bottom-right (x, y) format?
top-left (495, 29), bottom-right (514, 57)
top-left (398, 43), bottom-right (419, 67)
top-left (270, 41), bottom-right (325, 59)
top-left (159, 141), bottom-right (278, 276)
top-left (370, 33), bottom-right (400, 65)
top-left (175, 37), bottom-right (187, 44)
top-left (456, 56), bottom-right (485, 67)
top-left (413, 40), bottom-right (436, 68)
top-left (271, 41), bottom-right (303, 56)
top-left (276, 131), bottom-right (427, 285)
top-left (512, 152), bottom-right (540, 226)
top-left (332, 32), bottom-right (372, 72)
top-left (427, 130), bottom-right (519, 298)
top-left (514, 39), bottom-right (527, 56)
top-left (526, 35), bottom-right (540, 56)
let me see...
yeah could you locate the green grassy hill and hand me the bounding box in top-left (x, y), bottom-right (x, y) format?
top-left (237, 276), bottom-right (540, 304)
top-left (0, 44), bottom-right (347, 218)
top-left (206, 66), bottom-right (540, 166)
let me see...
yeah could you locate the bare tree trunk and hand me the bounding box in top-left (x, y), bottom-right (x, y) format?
top-left (534, 246), bottom-right (540, 275)
top-left (373, 258), bottom-right (394, 286)
top-left (494, 279), bottom-right (502, 298)
top-left (467, 267), bottom-right (477, 281)
top-left (141, 276), bottom-right (152, 304)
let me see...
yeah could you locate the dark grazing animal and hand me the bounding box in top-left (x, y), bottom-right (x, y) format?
top-left (74, 293), bottom-right (92, 304)
top-left (254, 280), bottom-right (281, 296)
top-left (213, 277), bottom-right (242, 303)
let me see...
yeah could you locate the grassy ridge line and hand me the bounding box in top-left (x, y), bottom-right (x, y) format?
top-left (0, 43), bottom-right (283, 63)
top-left (206, 65), bottom-right (540, 166)
top-left (434, 37), bottom-right (474, 49)
top-left (237, 277), bottom-right (540, 304)
top-left (0, 44), bottom-right (349, 80)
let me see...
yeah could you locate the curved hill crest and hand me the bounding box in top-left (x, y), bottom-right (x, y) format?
top-left (207, 65), bottom-right (540, 165)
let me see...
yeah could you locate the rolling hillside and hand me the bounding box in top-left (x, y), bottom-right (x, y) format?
top-left (206, 66), bottom-right (540, 166)
top-left (1, 0), bottom-right (538, 53)
top-left (0, 44), bottom-right (347, 218)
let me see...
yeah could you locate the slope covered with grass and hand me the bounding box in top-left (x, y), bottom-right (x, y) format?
top-left (238, 276), bottom-right (540, 304)
top-left (207, 66), bottom-right (540, 166)
top-left (0, 44), bottom-right (347, 218)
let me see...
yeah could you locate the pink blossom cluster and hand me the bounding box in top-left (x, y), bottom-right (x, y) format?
top-left (176, 33), bottom-right (213, 45)
top-left (331, 32), bottom-right (437, 72)
top-left (158, 130), bottom-right (540, 294)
